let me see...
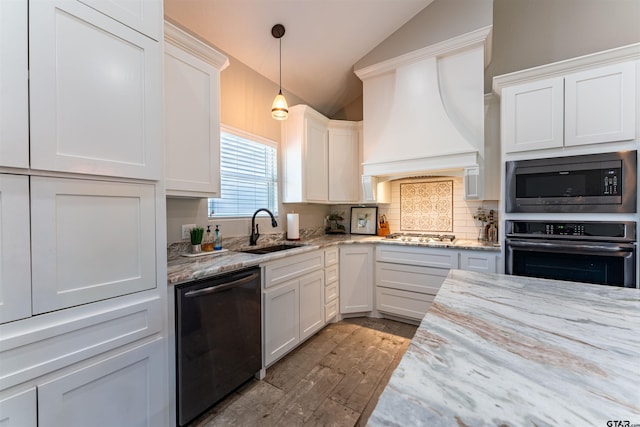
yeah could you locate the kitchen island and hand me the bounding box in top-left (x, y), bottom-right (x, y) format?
top-left (368, 270), bottom-right (640, 426)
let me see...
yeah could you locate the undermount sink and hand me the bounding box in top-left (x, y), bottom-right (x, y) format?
top-left (238, 244), bottom-right (304, 255)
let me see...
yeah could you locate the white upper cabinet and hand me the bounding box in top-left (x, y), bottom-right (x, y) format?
top-left (282, 105), bottom-right (360, 204)
top-left (501, 77), bottom-right (565, 152)
top-left (0, 0), bottom-right (29, 169)
top-left (30, 177), bottom-right (156, 315)
top-left (29, 0), bottom-right (161, 180)
top-left (564, 62), bottom-right (636, 147)
top-left (0, 174), bottom-right (31, 324)
top-left (328, 121), bottom-right (359, 203)
top-left (495, 45), bottom-right (639, 154)
top-left (164, 23), bottom-right (229, 198)
top-left (77, 0), bottom-right (162, 40)
top-left (282, 105), bottom-right (330, 203)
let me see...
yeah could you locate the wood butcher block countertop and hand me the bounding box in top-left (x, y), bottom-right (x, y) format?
top-left (368, 270), bottom-right (640, 426)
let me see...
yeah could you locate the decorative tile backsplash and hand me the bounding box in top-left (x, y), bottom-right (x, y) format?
top-left (373, 176), bottom-right (498, 240)
top-left (400, 180), bottom-right (453, 232)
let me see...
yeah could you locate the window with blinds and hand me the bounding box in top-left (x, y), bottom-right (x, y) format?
top-left (208, 127), bottom-right (278, 218)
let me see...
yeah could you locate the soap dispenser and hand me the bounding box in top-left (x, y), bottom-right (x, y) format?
top-left (214, 225), bottom-right (222, 250)
top-left (203, 225), bottom-right (214, 251)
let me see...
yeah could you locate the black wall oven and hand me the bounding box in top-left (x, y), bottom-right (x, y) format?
top-left (506, 150), bottom-right (637, 213)
top-left (505, 220), bottom-right (637, 288)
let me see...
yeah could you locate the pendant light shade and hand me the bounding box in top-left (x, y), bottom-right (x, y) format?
top-left (271, 24), bottom-right (288, 120)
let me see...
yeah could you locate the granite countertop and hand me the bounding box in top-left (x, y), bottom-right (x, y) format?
top-left (368, 270), bottom-right (640, 426)
top-left (167, 234), bottom-right (500, 286)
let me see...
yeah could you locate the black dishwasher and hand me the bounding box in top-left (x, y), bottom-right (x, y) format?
top-left (175, 267), bottom-right (261, 426)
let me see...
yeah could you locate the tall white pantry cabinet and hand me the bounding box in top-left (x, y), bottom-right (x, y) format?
top-left (0, 0), bottom-right (168, 425)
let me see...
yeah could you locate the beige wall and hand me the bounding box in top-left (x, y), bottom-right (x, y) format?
top-left (486, 0), bottom-right (640, 92)
top-left (163, 20), bottom-right (324, 245)
top-left (355, 0), bottom-right (494, 71)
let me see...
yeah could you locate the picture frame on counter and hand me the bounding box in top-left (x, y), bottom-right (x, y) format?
top-left (350, 206), bottom-right (378, 235)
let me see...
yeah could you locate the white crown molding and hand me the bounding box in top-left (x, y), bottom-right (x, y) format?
top-left (355, 25), bottom-right (493, 80)
top-left (492, 42), bottom-right (640, 95)
top-left (164, 22), bottom-right (230, 71)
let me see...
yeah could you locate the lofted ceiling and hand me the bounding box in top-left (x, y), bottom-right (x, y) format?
top-left (164, 0), bottom-right (434, 118)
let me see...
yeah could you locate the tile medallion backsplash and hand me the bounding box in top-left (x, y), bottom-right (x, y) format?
top-left (400, 180), bottom-right (453, 232)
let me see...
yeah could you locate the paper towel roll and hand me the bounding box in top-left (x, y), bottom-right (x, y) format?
top-left (287, 213), bottom-right (300, 240)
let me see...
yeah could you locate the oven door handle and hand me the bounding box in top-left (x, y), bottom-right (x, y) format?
top-left (184, 272), bottom-right (260, 298)
top-left (506, 239), bottom-right (636, 254)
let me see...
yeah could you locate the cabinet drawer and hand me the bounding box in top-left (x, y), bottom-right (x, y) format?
top-left (376, 262), bottom-right (447, 295)
top-left (376, 286), bottom-right (434, 321)
top-left (460, 251), bottom-right (497, 273)
top-left (376, 245), bottom-right (458, 269)
top-left (325, 264), bottom-right (339, 285)
top-left (324, 300), bottom-right (338, 323)
top-left (0, 296), bottom-right (162, 391)
top-left (325, 283), bottom-right (338, 303)
top-left (324, 247), bottom-right (339, 267)
top-left (264, 250), bottom-right (324, 289)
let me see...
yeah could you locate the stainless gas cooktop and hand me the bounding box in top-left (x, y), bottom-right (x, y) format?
top-left (385, 233), bottom-right (456, 243)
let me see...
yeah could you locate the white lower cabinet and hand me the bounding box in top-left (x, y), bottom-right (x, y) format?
top-left (38, 339), bottom-right (165, 427)
top-left (460, 250), bottom-right (500, 273)
top-left (263, 250), bottom-right (325, 367)
top-left (0, 295), bottom-right (164, 425)
top-left (264, 280), bottom-right (299, 366)
top-left (324, 247), bottom-right (339, 322)
top-left (339, 245), bottom-right (374, 314)
top-left (375, 245), bottom-right (457, 321)
top-left (299, 270), bottom-right (325, 341)
top-left (0, 387), bottom-right (37, 426)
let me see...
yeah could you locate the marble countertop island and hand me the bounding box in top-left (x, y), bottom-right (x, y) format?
top-left (368, 270), bottom-right (640, 426)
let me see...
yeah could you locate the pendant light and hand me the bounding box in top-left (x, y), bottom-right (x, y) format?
top-left (271, 24), bottom-right (288, 120)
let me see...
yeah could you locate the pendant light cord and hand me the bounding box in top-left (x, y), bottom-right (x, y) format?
top-left (279, 36), bottom-right (283, 93)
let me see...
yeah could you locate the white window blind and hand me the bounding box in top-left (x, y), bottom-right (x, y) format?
top-left (208, 127), bottom-right (278, 217)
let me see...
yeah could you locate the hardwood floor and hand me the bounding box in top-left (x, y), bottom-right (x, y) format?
top-left (191, 317), bottom-right (417, 427)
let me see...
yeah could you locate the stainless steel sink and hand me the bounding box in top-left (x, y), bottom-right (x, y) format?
top-left (238, 244), bottom-right (303, 255)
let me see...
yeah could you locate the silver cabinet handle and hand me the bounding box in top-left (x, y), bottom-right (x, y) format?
top-left (184, 272), bottom-right (260, 298)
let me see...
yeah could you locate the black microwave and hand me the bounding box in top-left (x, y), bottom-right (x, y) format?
top-left (506, 150), bottom-right (637, 213)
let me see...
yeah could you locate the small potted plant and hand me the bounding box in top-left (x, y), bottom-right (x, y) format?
top-left (190, 227), bottom-right (204, 253)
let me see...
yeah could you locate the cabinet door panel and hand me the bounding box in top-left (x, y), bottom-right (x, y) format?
top-left (0, 0), bottom-right (29, 169)
top-left (502, 77), bottom-right (564, 153)
top-left (328, 126), bottom-right (359, 202)
top-left (0, 387), bottom-right (37, 426)
top-left (264, 280), bottom-right (299, 366)
top-left (30, 178), bottom-right (156, 314)
top-left (0, 175), bottom-right (31, 324)
top-left (29, 0), bottom-right (161, 180)
top-left (565, 62), bottom-right (636, 146)
top-left (78, 0), bottom-right (161, 40)
top-left (304, 118), bottom-right (328, 202)
top-left (299, 270), bottom-right (324, 341)
top-left (38, 339), bottom-right (165, 427)
top-left (339, 245), bottom-right (373, 313)
top-left (165, 43), bottom-right (221, 196)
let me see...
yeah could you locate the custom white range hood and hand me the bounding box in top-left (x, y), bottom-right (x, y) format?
top-left (355, 26), bottom-right (492, 180)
